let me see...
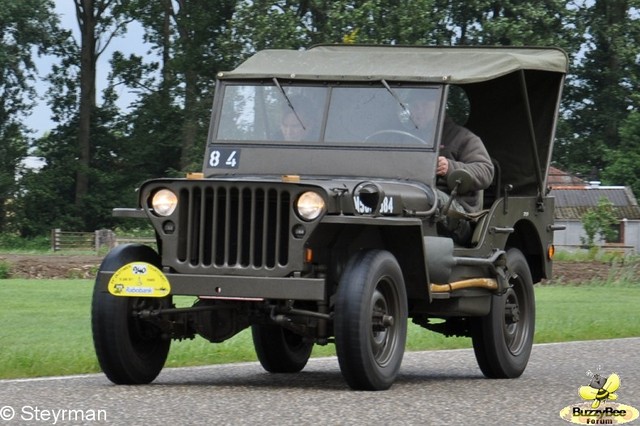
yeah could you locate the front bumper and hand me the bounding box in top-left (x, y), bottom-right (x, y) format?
top-left (96, 271), bottom-right (327, 301)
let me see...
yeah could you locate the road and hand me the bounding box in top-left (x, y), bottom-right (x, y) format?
top-left (1, 338), bottom-right (639, 425)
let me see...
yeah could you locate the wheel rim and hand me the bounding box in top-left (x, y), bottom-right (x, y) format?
top-left (369, 277), bottom-right (399, 367)
top-left (502, 275), bottom-right (529, 356)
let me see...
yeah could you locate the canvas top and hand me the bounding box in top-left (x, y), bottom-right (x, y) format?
top-left (219, 45), bottom-right (569, 84)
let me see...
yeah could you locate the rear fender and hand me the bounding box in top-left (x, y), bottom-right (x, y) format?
top-left (506, 219), bottom-right (548, 283)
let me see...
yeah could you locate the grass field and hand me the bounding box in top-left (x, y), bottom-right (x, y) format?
top-left (0, 279), bottom-right (639, 380)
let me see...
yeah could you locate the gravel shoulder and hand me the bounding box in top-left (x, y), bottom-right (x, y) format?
top-left (0, 254), bottom-right (103, 279)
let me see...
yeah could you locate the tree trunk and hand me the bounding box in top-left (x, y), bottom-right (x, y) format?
top-left (76, 0), bottom-right (98, 207)
top-left (161, 0), bottom-right (173, 93)
top-left (180, 68), bottom-right (198, 170)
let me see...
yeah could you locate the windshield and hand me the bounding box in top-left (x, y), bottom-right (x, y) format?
top-left (215, 83), bottom-right (441, 148)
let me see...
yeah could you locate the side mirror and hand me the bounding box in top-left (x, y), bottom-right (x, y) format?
top-left (446, 169), bottom-right (474, 195)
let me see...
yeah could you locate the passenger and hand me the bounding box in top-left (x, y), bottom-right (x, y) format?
top-left (280, 110), bottom-right (307, 141)
top-left (279, 97), bottom-right (318, 141)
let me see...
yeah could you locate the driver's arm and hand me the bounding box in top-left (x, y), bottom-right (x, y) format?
top-left (439, 118), bottom-right (494, 191)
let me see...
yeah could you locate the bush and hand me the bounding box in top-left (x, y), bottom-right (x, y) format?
top-left (0, 261), bottom-right (10, 279)
top-left (580, 198), bottom-right (619, 248)
top-left (0, 234), bottom-right (50, 252)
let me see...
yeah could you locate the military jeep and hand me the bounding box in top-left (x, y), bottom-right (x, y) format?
top-left (92, 45), bottom-right (568, 390)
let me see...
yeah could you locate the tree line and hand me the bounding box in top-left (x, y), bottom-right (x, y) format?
top-left (1, 0), bottom-right (639, 238)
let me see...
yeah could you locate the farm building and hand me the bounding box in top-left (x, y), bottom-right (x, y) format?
top-left (548, 167), bottom-right (640, 253)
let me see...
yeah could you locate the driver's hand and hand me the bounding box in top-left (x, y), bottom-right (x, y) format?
top-left (437, 156), bottom-right (449, 176)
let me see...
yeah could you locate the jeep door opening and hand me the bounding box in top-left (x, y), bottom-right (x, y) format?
top-left (92, 45), bottom-right (568, 390)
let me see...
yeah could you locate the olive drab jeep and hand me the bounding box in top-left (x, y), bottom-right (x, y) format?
top-left (92, 45), bottom-right (568, 390)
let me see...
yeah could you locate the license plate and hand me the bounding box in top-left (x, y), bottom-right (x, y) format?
top-left (108, 262), bottom-right (171, 298)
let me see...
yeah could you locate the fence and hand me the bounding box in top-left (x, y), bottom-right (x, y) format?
top-left (50, 229), bottom-right (155, 252)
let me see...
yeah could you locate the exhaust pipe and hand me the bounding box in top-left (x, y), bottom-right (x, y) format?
top-left (430, 278), bottom-right (498, 293)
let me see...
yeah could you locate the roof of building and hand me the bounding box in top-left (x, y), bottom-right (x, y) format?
top-left (547, 166), bottom-right (588, 188)
top-left (550, 185), bottom-right (640, 220)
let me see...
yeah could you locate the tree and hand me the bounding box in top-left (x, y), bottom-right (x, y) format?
top-left (17, 86), bottom-right (136, 236)
top-left (580, 197), bottom-right (619, 247)
top-left (555, 0), bottom-right (640, 178)
top-left (120, 0), bottom-right (238, 171)
top-left (225, 1), bottom-right (581, 54)
top-left (0, 127), bottom-right (29, 231)
top-left (602, 109), bottom-right (640, 197)
top-left (10, 0), bottom-right (639, 238)
top-left (329, 0), bottom-right (444, 45)
top-left (223, 0), bottom-right (309, 52)
top-left (73, 0), bottom-right (131, 207)
top-left (0, 0), bottom-right (61, 232)
top-left (463, 1), bottom-right (578, 45)
top-left (16, 1), bottom-right (135, 235)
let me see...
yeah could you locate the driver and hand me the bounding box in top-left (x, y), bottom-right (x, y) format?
top-left (409, 96), bottom-right (494, 213)
top-left (437, 116), bottom-right (494, 213)
top-left (410, 95), bottom-right (494, 243)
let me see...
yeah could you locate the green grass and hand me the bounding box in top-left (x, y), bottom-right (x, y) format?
top-left (0, 279), bottom-right (639, 380)
top-left (553, 247), bottom-right (639, 264)
top-left (535, 282), bottom-right (640, 341)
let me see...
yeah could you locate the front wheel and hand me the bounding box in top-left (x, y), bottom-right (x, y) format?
top-left (252, 324), bottom-right (314, 373)
top-left (471, 248), bottom-right (535, 378)
top-left (334, 250), bottom-right (408, 390)
top-left (91, 244), bottom-right (171, 384)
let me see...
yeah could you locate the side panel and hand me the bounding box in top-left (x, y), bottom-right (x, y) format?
top-left (462, 196), bottom-right (554, 283)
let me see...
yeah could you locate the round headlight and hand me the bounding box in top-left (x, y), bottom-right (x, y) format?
top-left (151, 189), bottom-right (178, 216)
top-left (296, 191), bottom-right (325, 221)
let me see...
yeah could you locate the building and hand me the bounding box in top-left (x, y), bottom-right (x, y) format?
top-left (548, 167), bottom-right (640, 253)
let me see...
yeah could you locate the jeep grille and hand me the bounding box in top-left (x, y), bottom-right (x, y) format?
top-left (176, 184), bottom-right (291, 269)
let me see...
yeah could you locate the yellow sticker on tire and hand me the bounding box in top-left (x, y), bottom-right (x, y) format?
top-left (108, 262), bottom-right (171, 298)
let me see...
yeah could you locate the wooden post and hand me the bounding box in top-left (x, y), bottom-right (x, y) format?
top-left (52, 229), bottom-right (61, 251)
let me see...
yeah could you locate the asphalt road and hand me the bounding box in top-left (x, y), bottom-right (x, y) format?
top-left (1, 338), bottom-right (639, 426)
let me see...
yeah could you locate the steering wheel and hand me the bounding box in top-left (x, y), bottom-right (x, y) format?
top-left (364, 129), bottom-right (426, 144)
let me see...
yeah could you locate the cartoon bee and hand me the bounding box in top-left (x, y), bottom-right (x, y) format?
top-left (579, 373), bottom-right (620, 408)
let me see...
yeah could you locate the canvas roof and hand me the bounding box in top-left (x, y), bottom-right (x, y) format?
top-left (219, 45), bottom-right (569, 84)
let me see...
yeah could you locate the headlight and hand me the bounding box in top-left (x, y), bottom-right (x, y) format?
top-left (151, 189), bottom-right (178, 216)
top-left (296, 191), bottom-right (325, 221)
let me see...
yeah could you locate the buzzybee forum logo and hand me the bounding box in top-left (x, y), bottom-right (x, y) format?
top-left (559, 369), bottom-right (639, 424)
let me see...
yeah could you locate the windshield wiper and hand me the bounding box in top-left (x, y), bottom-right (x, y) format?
top-left (381, 79), bottom-right (419, 129)
top-left (272, 77), bottom-right (306, 130)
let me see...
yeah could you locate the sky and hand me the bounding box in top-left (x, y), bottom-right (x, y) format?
top-left (26, 1), bottom-right (149, 138)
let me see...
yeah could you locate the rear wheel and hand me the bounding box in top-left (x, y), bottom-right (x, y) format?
top-left (471, 248), bottom-right (535, 378)
top-left (91, 244), bottom-right (171, 384)
top-left (334, 250), bottom-right (408, 390)
top-left (252, 325), bottom-right (314, 373)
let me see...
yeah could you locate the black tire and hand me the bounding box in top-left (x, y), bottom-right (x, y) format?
top-left (91, 244), bottom-right (171, 384)
top-left (251, 324), bottom-right (314, 373)
top-left (334, 250), bottom-right (408, 390)
top-left (471, 248), bottom-right (535, 378)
